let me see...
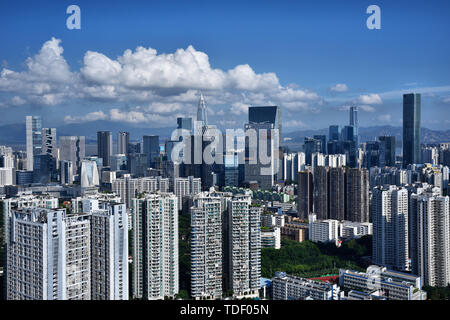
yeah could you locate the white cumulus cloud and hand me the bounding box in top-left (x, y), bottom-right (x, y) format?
top-left (329, 83), bottom-right (348, 92)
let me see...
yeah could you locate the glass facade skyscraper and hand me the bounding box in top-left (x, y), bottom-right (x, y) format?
top-left (97, 131), bottom-right (113, 167)
top-left (117, 131), bottom-right (130, 155)
top-left (329, 125), bottom-right (342, 141)
top-left (402, 93), bottom-right (421, 166)
top-left (26, 115), bottom-right (42, 171)
top-left (143, 135), bottom-right (160, 167)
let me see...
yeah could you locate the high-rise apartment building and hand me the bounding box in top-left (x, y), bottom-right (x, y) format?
top-left (174, 176), bottom-right (201, 208)
top-left (112, 176), bottom-right (169, 208)
top-left (89, 201), bottom-right (129, 300)
top-left (328, 167), bottom-right (345, 220)
top-left (297, 169), bottom-right (313, 220)
top-left (190, 192), bottom-right (223, 299)
top-left (372, 185), bottom-right (409, 271)
top-left (403, 93), bottom-right (421, 167)
top-left (410, 193), bottom-right (450, 286)
top-left (346, 168), bottom-right (370, 222)
top-left (131, 193), bottom-right (178, 299)
top-left (7, 208), bottom-right (91, 300)
top-left (224, 195), bottom-right (261, 298)
top-left (313, 166), bottom-right (329, 220)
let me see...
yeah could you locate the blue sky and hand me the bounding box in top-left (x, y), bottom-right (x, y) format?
top-left (1, 0), bottom-right (450, 131)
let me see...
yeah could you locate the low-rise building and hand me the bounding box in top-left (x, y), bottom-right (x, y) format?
top-left (272, 272), bottom-right (340, 300)
top-left (339, 265), bottom-right (426, 300)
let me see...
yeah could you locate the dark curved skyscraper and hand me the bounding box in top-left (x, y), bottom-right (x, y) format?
top-left (402, 93), bottom-right (421, 167)
top-left (97, 131), bottom-right (112, 167)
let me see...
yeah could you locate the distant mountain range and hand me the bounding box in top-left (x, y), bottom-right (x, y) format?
top-left (1, 121), bottom-right (449, 151)
top-left (283, 125), bottom-right (450, 151)
top-left (0, 121), bottom-right (175, 145)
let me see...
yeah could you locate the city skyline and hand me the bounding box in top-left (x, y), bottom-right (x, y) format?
top-left (2, 0), bottom-right (450, 307)
top-left (1, 1), bottom-right (450, 131)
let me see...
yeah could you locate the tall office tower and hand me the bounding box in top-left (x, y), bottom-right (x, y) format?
top-left (110, 154), bottom-right (127, 171)
top-left (60, 160), bottom-right (74, 184)
top-left (224, 195), bottom-right (261, 298)
top-left (327, 140), bottom-right (343, 155)
top-left (177, 117), bottom-right (193, 133)
top-left (33, 154), bottom-right (57, 184)
top-left (41, 128), bottom-right (57, 158)
top-left (304, 137), bottom-right (322, 166)
top-left (90, 202), bottom-right (129, 300)
top-left (131, 193), bottom-right (179, 300)
top-left (7, 208), bottom-right (91, 300)
top-left (372, 185), bottom-right (409, 271)
top-left (194, 93), bottom-right (208, 135)
top-left (224, 152), bottom-right (240, 187)
top-left (313, 135), bottom-right (327, 154)
top-left (25, 115), bottom-right (42, 171)
top-left (346, 168), bottom-right (370, 222)
top-left (343, 125), bottom-right (357, 143)
top-left (403, 93), bottom-right (421, 167)
top-left (117, 132), bottom-right (130, 155)
top-left (244, 106), bottom-right (281, 190)
top-left (442, 149), bottom-right (450, 167)
top-left (297, 169), bottom-right (313, 220)
top-left (143, 135), bottom-right (160, 167)
top-left (364, 141), bottom-right (381, 168)
top-left (80, 160), bottom-right (100, 188)
top-left (328, 167), bottom-right (345, 221)
top-left (174, 176), bottom-right (202, 208)
top-left (97, 131), bottom-right (113, 167)
top-left (410, 193), bottom-right (450, 286)
top-left (342, 126), bottom-right (357, 168)
top-left (128, 142), bottom-right (142, 154)
top-left (190, 192), bottom-right (223, 299)
top-left (127, 153), bottom-right (148, 177)
top-left (59, 136), bottom-right (85, 175)
top-left (379, 136), bottom-right (396, 167)
top-left (313, 166), bottom-right (329, 220)
top-left (329, 125), bottom-right (342, 141)
top-left (349, 106), bottom-right (358, 145)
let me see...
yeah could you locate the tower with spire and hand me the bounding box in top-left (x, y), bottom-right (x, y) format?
top-left (197, 93), bottom-right (208, 127)
top-left (194, 93), bottom-right (212, 135)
